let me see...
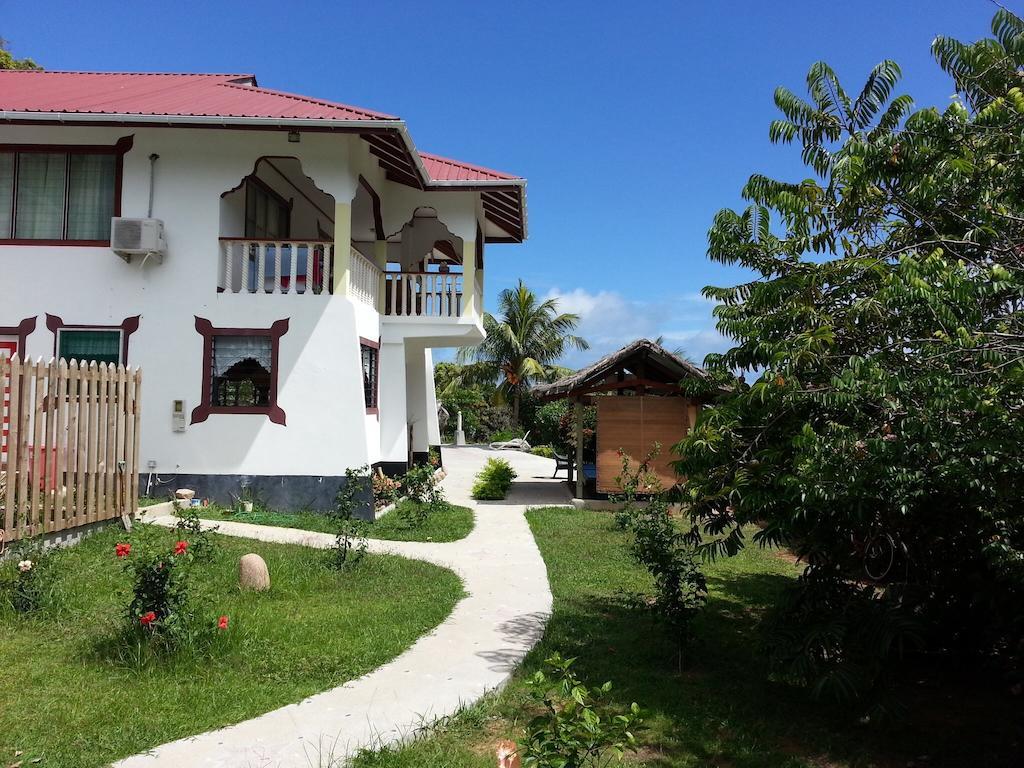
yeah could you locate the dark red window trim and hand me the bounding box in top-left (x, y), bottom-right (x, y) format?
top-left (191, 316), bottom-right (288, 426)
top-left (360, 336), bottom-right (380, 416)
top-left (45, 313), bottom-right (139, 364)
top-left (0, 135), bottom-right (133, 246)
top-left (0, 316), bottom-right (37, 356)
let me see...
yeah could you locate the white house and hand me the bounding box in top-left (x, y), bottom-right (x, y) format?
top-left (0, 71), bottom-right (527, 515)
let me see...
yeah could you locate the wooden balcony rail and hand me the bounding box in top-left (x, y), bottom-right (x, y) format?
top-left (350, 247), bottom-right (381, 308)
top-left (219, 239), bottom-right (334, 295)
top-left (384, 271), bottom-right (464, 318)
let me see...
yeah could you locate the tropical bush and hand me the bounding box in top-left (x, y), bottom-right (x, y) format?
top-left (471, 458), bottom-right (518, 500)
top-left (0, 538), bottom-right (56, 615)
top-left (521, 654), bottom-right (643, 768)
top-left (329, 467), bottom-right (370, 569)
top-left (530, 445), bottom-right (556, 459)
top-left (675, 10), bottom-right (1024, 706)
top-left (372, 470), bottom-right (401, 510)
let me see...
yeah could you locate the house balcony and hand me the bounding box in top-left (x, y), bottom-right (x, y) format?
top-left (217, 240), bottom-right (482, 331)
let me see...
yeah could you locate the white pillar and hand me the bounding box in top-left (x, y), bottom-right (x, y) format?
top-left (424, 348), bottom-right (441, 446)
top-left (378, 340), bottom-right (409, 465)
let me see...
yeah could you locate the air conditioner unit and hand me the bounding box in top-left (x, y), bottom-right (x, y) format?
top-left (110, 218), bottom-right (166, 264)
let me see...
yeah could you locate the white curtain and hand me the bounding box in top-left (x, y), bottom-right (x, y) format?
top-left (0, 153), bottom-right (13, 238)
top-left (212, 336), bottom-right (272, 375)
top-left (67, 154), bottom-right (115, 240)
top-left (15, 153), bottom-right (65, 239)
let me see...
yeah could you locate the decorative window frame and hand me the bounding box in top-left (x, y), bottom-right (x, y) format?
top-left (191, 316), bottom-right (289, 426)
top-left (360, 336), bottom-right (380, 415)
top-left (46, 313), bottom-right (139, 364)
top-left (0, 316), bottom-right (37, 355)
top-left (0, 135), bottom-right (133, 246)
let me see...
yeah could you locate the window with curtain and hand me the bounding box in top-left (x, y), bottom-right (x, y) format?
top-left (361, 343), bottom-right (378, 410)
top-left (210, 335), bottom-right (274, 408)
top-left (0, 149), bottom-right (118, 241)
top-left (58, 329), bottom-right (122, 365)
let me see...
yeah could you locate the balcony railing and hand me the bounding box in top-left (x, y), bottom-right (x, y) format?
top-left (219, 239), bottom-right (334, 295)
top-left (350, 248), bottom-right (380, 308)
top-left (384, 272), bottom-right (464, 318)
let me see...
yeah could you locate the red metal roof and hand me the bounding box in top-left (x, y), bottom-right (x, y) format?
top-left (420, 152), bottom-right (521, 182)
top-left (0, 71), bottom-right (397, 121)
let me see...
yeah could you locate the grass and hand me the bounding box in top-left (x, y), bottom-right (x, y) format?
top-left (0, 523), bottom-right (463, 768)
top-left (351, 507), bottom-right (1022, 768)
top-left (196, 500), bottom-right (474, 543)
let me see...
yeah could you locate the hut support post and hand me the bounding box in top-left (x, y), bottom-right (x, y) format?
top-left (574, 397), bottom-right (584, 500)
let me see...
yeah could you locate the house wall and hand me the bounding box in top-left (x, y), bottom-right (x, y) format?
top-left (0, 123), bottom-right (485, 512)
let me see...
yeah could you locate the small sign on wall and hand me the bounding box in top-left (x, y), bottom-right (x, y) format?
top-left (172, 399), bottom-right (186, 432)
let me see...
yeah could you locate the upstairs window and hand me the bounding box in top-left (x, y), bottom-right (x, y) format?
top-left (361, 340), bottom-right (379, 413)
top-left (0, 142), bottom-right (126, 243)
top-left (245, 178), bottom-right (290, 239)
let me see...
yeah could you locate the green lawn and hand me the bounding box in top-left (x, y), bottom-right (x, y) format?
top-left (197, 500), bottom-right (474, 543)
top-left (0, 523), bottom-right (463, 768)
top-left (352, 507), bottom-right (1019, 768)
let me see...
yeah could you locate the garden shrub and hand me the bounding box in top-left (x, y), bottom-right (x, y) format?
top-left (530, 445), bottom-right (555, 459)
top-left (329, 466), bottom-right (370, 569)
top-left (174, 503), bottom-right (219, 562)
top-left (0, 538), bottom-right (57, 615)
top-left (471, 458), bottom-right (518, 500)
top-left (614, 448), bottom-right (707, 669)
top-left (393, 464), bottom-right (445, 529)
top-left (372, 469), bottom-right (401, 510)
top-left (115, 527), bottom-right (228, 655)
top-left (521, 653), bottom-right (643, 768)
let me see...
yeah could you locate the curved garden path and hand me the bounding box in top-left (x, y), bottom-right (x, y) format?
top-left (116, 446), bottom-right (568, 768)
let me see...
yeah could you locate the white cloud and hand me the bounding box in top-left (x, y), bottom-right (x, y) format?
top-left (542, 287), bottom-right (730, 368)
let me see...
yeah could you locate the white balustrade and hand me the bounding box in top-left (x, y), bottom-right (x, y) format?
top-left (383, 271), bottom-right (464, 318)
top-left (219, 239), bottom-right (334, 295)
top-left (349, 247), bottom-right (381, 308)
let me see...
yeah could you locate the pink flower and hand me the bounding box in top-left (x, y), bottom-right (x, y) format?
top-left (173, 540), bottom-right (188, 556)
top-left (218, 615), bottom-right (229, 631)
top-left (115, 542), bottom-right (131, 558)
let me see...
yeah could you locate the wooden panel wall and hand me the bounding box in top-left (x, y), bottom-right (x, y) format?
top-left (596, 396), bottom-right (696, 493)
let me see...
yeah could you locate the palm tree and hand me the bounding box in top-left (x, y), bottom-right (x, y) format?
top-left (459, 280), bottom-right (589, 423)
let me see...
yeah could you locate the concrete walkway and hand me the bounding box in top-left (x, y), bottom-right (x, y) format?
top-left (116, 446), bottom-right (570, 768)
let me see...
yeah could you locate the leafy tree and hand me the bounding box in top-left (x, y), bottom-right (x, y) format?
top-left (0, 38), bottom-right (40, 70)
top-left (459, 280), bottom-right (589, 424)
top-left (675, 11), bottom-right (1024, 707)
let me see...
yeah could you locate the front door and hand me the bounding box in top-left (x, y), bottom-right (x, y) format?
top-left (1, 339), bottom-right (17, 466)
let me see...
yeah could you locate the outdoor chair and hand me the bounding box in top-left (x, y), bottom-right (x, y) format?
top-left (553, 451), bottom-right (574, 478)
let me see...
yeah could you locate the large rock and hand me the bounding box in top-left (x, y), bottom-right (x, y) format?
top-left (239, 553), bottom-right (270, 591)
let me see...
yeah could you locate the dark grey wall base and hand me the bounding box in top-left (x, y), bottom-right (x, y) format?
top-left (142, 473), bottom-right (373, 519)
top-left (372, 461), bottom-right (408, 478)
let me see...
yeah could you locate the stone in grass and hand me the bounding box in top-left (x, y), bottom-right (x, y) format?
top-left (239, 553), bottom-right (270, 591)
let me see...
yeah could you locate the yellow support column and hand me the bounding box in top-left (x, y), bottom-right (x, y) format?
top-left (461, 238), bottom-right (476, 317)
top-left (375, 240), bottom-right (388, 313)
top-left (333, 201), bottom-right (352, 296)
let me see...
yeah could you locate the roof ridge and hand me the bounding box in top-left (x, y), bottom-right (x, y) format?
top-left (0, 70), bottom-right (255, 78)
top-left (219, 81), bottom-right (399, 121)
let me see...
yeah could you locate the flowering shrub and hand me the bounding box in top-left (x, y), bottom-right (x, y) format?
top-left (173, 504), bottom-right (219, 562)
top-left (0, 538), bottom-right (55, 614)
top-left (117, 530), bottom-right (229, 653)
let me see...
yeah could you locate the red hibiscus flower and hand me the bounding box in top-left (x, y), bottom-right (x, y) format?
top-left (139, 611), bottom-right (157, 626)
top-left (217, 615), bottom-right (229, 631)
top-left (115, 542), bottom-right (131, 558)
top-left (174, 540), bottom-right (189, 556)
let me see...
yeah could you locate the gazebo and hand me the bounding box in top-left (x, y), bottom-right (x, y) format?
top-left (532, 339), bottom-right (711, 499)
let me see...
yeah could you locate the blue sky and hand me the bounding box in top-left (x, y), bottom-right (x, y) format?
top-left (2, 0), bottom-right (1015, 366)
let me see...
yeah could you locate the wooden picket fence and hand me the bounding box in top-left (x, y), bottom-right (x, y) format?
top-left (0, 356), bottom-right (142, 543)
